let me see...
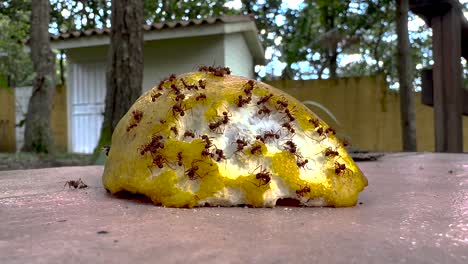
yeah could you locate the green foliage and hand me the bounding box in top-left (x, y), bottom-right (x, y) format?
top-left (0, 9), bottom-right (34, 87)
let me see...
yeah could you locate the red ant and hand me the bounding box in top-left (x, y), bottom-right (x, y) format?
top-left (257, 106), bottom-right (271, 116)
top-left (150, 154), bottom-right (169, 169)
top-left (157, 80), bottom-right (165, 90)
top-left (185, 164), bottom-right (200, 180)
top-left (170, 126), bottom-right (178, 136)
top-left (64, 178), bottom-right (88, 189)
top-left (276, 98), bottom-right (288, 110)
top-left (159, 119), bottom-right (166, 124)
top-left (175, 93), bottom-right (185, 102)
top-left (281, 122), bottom-right (295, 134)
top-left (221, 111), bottom-right (231, 124)
top-left (170, 84), bottom-right (181, 95)
top-left (233, 138), bottom-right (249, 153)
top-left (257, 93), bottom-right (273, 105)
top-left (308, 118), bottom-right (320, 128)
top-left (195, 93), bottom-right (207, 101)
top-left (325, 127), bottom-right (336, 135)
top-left (176, 151), bottom-right (184, 167)
top-left (171, 102), bottom-right (188, 117)
top-left (132, 110), bottom-right (143, 122)
top-left (181, 78), bottom-right (198, 90)
top-left (208, 120), bottom-right (223, 133)
top-left (126, 123), bottom-right (137, 132)
top-left (244, 80), bottom-right (255, 95)
top-left (201, 148), bottom-right (214, 158)
top-left (201, 135), bottom-right (214, 149)
top-left (334, 162), bottom-right (348, 176)
top-left (283, 109), bottom-right (295, 122)
top-left (296, 184), bottom-right (311, 197)
top-left (151, 92), bottom-right (162, 101)
top-left (250, 144), bottom-right (263, 155)
top-left (214, 149), bottom-right (226, 162)
top-left (324, 147), bottom-right (339, 158)
top-left (316, 127), bottom-right (325, 138)
top-left (198, 79), bottom-right (206, 89)
top-left (183, 130), bottom-right (196, 139)
top-left (250, 165), bottom-right (271, 187)
top-left (168, 74), bottom-right (177, 82)
top-left (139, 135), bottom-right (164, 155)
top-left (262, 130), bottom-right (280, 143)
top-left (296, 158), bottom-right (309, 169)
top-left (236, 95), bottom-right (251, 107)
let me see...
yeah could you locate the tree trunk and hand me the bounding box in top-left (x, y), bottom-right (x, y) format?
top-left (396, 0), bottom-right (417, 151)
top-left (22, 0), bottom-right (55, 153)
top-left (93, 0), bottom-right (144, 160)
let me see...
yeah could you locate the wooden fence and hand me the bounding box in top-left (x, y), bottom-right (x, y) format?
top-left (1, 76), bottom-right (467, 152)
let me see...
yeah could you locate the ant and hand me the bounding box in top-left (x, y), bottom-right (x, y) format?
top-left (102, 145), bottom-right (110, 156)
top-left (171, 102), bottom-right (188, 117)
top-left (176, 151), bottom-right (184, 167)
top-left (168, 74), bottom-right (177, 82)
top-left (201, 135), bottom-right (214, 149)
top-left (126, 123), bottom-right (137, 132)
top-left (159, 119), bottom-right (166, 124)
top-left (170, 84), bottom-right (181, 95)
top-left (243, 80), bottom-right (255, 95)
top-left (185, 161), bottom-right (201, 180)
top-left (151, 154), bottom-right (168, 169)
top-left (284, 140), bottom-right (301, 158)
top-left (250, 144), bottom-right (263, 155)
top-left (236, 95), bottom-right (251, 107)
top-left (64, 178), bottom-right (88, 189)
top-left (276, 98), bottom-right (288, 110)
top-left (257, 93), bottom-right (273, 105)
top-left (151, 92), bottom-right (162, 101)
top-left (325, 127), bottom-right (336, 135)
top-left (195, 93), bottom-right (207, 101)
top-left (281, 122), bottom-right (295, 134)
top-left (221, 111), bottom-right (231, 124)
top-left (175, 93), bottom-right (185, 102)
top-left (181, 78), bottom-right (197, 90)
top-left (233, 138), bottom-right (249, 153)
top-left (308, 118), bottom-right (320, 128)
top-left (139, 135), bottom-right (164, 155)
top-left (183, 130), bottom-right (196, 139)
top-left (170, 126), bottom-right (178, 136)
top-left (262, 130), bottom-right (280, 143)
top-left (334, 162), bottom-right (348, 176)
top-left (198, 79), bottom-right (206, 89)
top-left (324, 147), bottom-right (339, 158)
top-left (251, 165), bottom-right (271, 187)
top-left (201, 148), bottom-right (214, 158)
top-left (214, 149), bottom-right (226, 162)
top-left (257, 106), bottom-right (271, 116)
top-left (316, 127), bottom-right (325, 138)
top-left (283, 109), bottom-right (295, 122)
top-left (132, 110), bottom-right (143, 122)
top-left (296, 184), bottom-right (311, 197)
top-left (255, 135), bottom-right (265, 143)
top-left (296, 158), bottom-right (309, 169)
top-left (157, 80), bottom-right (165, 90)
top-left (208, 120), bottom-right (223, 133)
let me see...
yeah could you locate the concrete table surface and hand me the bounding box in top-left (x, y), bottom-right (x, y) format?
top-left (0, 153), bottom-right (467, 264)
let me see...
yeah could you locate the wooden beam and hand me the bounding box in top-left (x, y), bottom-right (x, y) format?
top-left (431, 7), bottom-right (464, 152)
top-left (421, 69), bottom-right (468, 116)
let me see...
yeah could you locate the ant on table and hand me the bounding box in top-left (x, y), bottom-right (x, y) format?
top-left (64, 178), bottom-right (88, 189)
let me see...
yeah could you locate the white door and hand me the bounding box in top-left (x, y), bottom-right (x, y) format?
top-left (69, 62), bottom-right (106, 153)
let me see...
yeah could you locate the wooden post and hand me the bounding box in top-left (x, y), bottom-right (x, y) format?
top-left (431, 6), bottom-right (463, 152)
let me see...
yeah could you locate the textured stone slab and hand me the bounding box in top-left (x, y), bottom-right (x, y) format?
top-left (0, 153), bottom-right (467, 264)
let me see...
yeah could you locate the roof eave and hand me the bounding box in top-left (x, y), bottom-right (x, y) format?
top-left (50, 20), bottom-right (265, 65)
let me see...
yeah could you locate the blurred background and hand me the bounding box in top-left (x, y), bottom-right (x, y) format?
top-left (0, 0), bottom-right (467, 169)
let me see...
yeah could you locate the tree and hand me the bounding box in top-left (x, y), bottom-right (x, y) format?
top-left (396, 0), bottom-right (416, 151)
top-left (22, 0), bottom-right (55, 153)
top-left (94, 0), bottom-right (144, 158)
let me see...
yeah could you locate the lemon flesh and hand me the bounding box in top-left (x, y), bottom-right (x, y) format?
top-left (102, 71), bottom-right (368, 207)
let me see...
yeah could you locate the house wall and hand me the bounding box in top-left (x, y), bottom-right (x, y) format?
top-left (223, 33), bottom-right (254, 78)
top-left (268, 77), bottom-right (468, 152)
top-left (0, 88), bottom-right (15, 152)
top-left (142, 35), bottom-right (225, 92)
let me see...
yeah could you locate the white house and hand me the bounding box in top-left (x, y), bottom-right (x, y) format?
top-left (50, 16), bottom-right (265, 153)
